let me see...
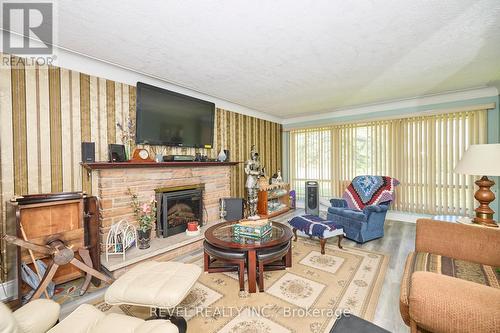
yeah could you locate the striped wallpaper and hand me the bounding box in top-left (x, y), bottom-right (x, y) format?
top-left (214, 108), bottom-right (282, 198)
top-left (0, 53), bottom-right (282, 280)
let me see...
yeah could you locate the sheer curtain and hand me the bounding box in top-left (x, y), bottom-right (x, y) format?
top-left (289, 110), bottom-right (488, 215)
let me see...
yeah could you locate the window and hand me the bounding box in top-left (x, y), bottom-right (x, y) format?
top-left (290, 128), bottom-right (332, 201)
top-left (290, 110), bottom-right (487, 215)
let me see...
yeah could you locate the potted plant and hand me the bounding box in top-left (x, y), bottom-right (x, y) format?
top-left (128, 189), bottom-right (156, 249)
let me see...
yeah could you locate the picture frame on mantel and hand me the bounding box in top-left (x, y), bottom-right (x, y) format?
top-left (108, 144), bottom-right (127, 162)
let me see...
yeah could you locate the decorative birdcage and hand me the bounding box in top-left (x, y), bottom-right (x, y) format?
top-left (105, 219), bottom-right (137, 261)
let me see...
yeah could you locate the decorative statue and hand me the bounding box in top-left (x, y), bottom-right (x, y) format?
top-left (245, 145), bottom-right (264, 219)
top-left (270, 172), bottom-right (278, 185)
top-left (276, 169), bottom-right (283, 183)
top-left (270, 169), bottom-right (283, 185)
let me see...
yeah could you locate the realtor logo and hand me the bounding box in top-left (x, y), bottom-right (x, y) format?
top-left (2, 2), bottom-right (53, 54)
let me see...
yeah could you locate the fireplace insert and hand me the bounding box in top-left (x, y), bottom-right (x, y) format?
top-left (156, 187), bottom-right (203, 237)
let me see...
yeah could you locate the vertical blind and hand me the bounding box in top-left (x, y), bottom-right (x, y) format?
top-left (290, 110), bottom-right (488, 215)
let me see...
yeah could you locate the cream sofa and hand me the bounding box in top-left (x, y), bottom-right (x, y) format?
top-left (0, 299), bottom-right (178, 333)
top-left (0, 299), bottom-right (59, 333)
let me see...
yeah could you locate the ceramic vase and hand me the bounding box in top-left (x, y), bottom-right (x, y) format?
top-left (217, 148), bottom-right (227, 162)
top-left (137, 228), bottom-right (152, 249)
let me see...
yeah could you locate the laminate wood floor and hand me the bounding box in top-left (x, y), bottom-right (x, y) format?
top-left (273, 209), bottom-right (415, 333)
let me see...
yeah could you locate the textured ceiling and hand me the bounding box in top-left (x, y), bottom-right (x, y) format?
top-left (52, 0), bottom-right (500, 118)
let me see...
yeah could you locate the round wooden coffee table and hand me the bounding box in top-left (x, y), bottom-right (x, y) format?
top-left (204, 221), bottom-right (293, 293)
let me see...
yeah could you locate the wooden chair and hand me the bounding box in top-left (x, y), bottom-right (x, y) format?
top-left (256, 241), bottom-right (291, 292)
top-left (203, 241), bottom-right (246, 291)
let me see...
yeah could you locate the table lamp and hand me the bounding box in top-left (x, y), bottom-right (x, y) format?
top-left (454, 143), bottom-right (500, 227)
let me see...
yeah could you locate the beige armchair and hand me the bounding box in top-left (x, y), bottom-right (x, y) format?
top-left (0, 299), bottom-right (59, 333)
top-left (1, 299), bottom-right (178, 333)
top-left (400, 219), bottom-right (500, 333)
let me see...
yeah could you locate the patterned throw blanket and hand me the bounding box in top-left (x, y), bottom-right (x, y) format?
top-left (343, 175), bottom-right (400, 210)
top-left (288, 215), bottom-right (340, 238)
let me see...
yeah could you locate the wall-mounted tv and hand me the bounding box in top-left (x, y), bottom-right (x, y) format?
top-left (136, 82), bottom-right (215, 148)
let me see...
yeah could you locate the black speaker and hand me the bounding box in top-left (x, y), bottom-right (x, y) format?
top-left (81, 142), bottom-right (95, 163)
top-left (219, 197), bottom-right (244, 221)
top-left (305, 181), bottom-right (319, 216)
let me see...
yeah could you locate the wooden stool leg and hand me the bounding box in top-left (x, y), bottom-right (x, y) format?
top-left (337, 235), bottom-right (343, 249)
top-left (292, 228), bottom-right (298, 241)
top-left (258, 261), bottom-right (264, 292)
top-left (31, 261), bottom-right (59, 301)
top-left (285, 243), bottom-right (292, 267)
top-left (204, 252), bottom-right (210, 272)
top-left (78, 248), bottom-right (94, 296)
top-left (319, 238), bottom-right (326, 255)
top-left (238, 261), bottom-right (245, 291)
top-left (247, 250), bottom-right (257, 293)
top-left (70, 258), bottom-right (113, 284)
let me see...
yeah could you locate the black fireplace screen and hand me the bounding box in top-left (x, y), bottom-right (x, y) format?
top-left (156, 188), bottom-right (203, 237)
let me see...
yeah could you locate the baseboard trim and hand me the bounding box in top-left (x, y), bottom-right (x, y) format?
top-left (386, 211), bottom-right (432, 223)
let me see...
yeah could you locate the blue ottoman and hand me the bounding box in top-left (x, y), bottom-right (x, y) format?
top-left (288, 215), bottom-right (344, 254)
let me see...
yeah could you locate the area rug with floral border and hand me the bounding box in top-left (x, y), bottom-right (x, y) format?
top-left (93, 237), bottom-right (389, 333)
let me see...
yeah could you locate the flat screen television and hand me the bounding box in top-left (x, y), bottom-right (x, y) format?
top-left (135, 82), bottom-right (215, 148)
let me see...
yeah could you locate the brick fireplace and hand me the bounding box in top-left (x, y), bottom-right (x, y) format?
top-left (83, 162), bottom-right (235, 276)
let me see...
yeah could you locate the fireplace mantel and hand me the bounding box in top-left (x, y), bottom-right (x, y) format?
top-left (82, 161), bottom-right (239, 170)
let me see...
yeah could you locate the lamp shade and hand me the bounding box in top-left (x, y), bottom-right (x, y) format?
top-left (454, 144), bottom-right (500, 176)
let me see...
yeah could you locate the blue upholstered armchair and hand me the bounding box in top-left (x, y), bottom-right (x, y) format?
top-left (326, 176), bottom-right (399, 243)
